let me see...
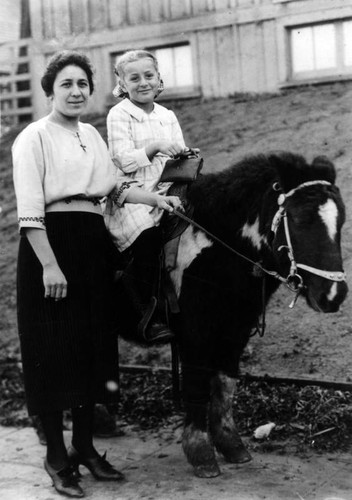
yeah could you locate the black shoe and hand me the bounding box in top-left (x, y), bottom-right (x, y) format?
top-left (68, 446), bottom-right (124, 482)
top-left (44, 458), bottom-right (84, 498)
top-left (137, 296), bottom-right (174, 343)
top-left (143, 320), bottom-right (175, 343)
top-left (93, 405), bottom-right (125, 438)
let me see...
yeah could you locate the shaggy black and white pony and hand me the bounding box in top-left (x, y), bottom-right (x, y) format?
top-left (118, 152), bottom-right (348, 478)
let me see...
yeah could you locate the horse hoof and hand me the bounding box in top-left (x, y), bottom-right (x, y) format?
top-left (223, 446), bottom-right (252, 464)
top-left (193, 462), bottom-right (221, 478)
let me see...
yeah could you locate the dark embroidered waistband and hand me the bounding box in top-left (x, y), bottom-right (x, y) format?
top-left (46, 198), bottom-right (103, 215)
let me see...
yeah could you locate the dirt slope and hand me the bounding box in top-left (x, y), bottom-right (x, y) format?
top-left (1, 81), bottom-right (352, 382)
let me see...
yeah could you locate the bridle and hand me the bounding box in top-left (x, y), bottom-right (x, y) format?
top-left (271, 180), bottom-right (346, 305)
top-left (173, 179), bottom-right (346, 309)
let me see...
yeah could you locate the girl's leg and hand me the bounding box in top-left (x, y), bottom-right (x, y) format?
top-left (122, 227), bottom-right (173, 343)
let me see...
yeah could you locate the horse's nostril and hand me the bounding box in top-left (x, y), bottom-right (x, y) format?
top-left (319, 289), bottom-right (345, 313)
top-left (325, 301), bottom-right (339, 313)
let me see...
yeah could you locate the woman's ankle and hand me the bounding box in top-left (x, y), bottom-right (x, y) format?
top-left (71, 441), bottom-right (98, 459)
top-left (46, 452), bottom-right (69, 471)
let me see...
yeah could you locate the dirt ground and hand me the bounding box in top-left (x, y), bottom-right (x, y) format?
top-left (1, 425), bottom-right (352, 500)
top-left (1, 80), bottom-right (352, 380)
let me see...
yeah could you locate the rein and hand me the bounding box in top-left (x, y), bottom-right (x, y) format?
top-left (173, 209), bottom-right (287, 285)
top-left (173, 178), bottom-right (346, 309)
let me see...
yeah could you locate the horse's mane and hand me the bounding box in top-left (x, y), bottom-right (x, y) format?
top-left (188, 152), bottom-right (337, 238)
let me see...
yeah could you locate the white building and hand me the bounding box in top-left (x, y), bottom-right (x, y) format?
top-left (1, 0), bottom-right (352, 124)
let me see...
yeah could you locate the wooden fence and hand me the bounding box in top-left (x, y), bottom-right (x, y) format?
top-left (0, 38), bottom-right (34, 131)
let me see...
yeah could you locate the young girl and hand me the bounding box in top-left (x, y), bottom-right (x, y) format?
top-left (105, 49), bottom-right (189, 344)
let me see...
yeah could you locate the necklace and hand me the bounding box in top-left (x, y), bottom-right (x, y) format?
top-left (75, 131), bottom-right (87, 152)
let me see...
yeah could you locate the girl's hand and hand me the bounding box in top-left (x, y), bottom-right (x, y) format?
top-left (155, 195), bottom-right (183, 213)
top-left (43, 263), bottom-right (68, 301)
top-left (157, 141), bottom-right (185, 157)
top-left (189, 147), bottom-right (200, 155)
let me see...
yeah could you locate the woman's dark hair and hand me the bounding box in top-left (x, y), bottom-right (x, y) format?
top-left (41, 50), bottom-right (95, 97)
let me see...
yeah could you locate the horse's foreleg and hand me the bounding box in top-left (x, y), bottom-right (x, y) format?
top-left (182, 402), bottom-right (220, 478)
top-left (181, 363), bottom-right (220, 478)
top-left (209, 372), bottom-right (252, 463)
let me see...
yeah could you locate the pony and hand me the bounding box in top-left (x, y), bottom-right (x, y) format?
top-left (116, 152), bottom-right (348, 478)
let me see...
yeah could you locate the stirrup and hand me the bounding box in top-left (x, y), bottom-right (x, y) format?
top-left (137, 296), bottom-right (157, 338)
top-left (138, 296), bottom-right (174, 343)
top-left (142, 321), bottom-right (174, 343)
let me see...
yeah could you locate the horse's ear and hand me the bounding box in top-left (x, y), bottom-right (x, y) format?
top-left (268, 152), bottom-right (309, 192)
top-left (311, 156), bottom-right (336, 184)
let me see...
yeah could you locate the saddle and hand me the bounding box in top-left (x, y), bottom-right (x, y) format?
top-left (159, 182), bottom-right (196, 314)
top-left (162, 183), bottom-right (194, 268)
top-left (159, 151), bottom-right (204, 314)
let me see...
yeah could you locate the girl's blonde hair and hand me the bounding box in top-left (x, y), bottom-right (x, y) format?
top-left (114, 49), bottom-right (159, 78)
top-left (113, 49), bottom-right (164, 99)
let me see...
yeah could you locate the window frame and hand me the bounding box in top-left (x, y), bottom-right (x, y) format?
top-left (288, 19), bottom-right (352, 82)
top-left (276, 6), bottom-right (352, 89)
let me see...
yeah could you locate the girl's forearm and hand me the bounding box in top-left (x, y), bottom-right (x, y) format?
top-left (145, 142), bottom-right (160, 161)
top-left (124, 187), bottom-right (160, 206)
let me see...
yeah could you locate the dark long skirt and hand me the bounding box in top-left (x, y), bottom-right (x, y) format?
top-left (17, 212), bottom-right (120, 416)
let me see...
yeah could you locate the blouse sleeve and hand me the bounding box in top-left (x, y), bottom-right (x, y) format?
top-left (12, 126), bottom-right (46, 231)
top-left (170, 110), bottom-right (186, 149)
top-left (104, 176), bottom-right (142, 217)
top-left (110, 177), bottom-right (140, 208)
top-left (107, 106), bottom-right (151, 174)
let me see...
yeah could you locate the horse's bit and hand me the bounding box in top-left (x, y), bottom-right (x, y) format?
top-left (174, 179), bottom-right (346, 310)
top-left (271, 180), bottom-right (346, 307)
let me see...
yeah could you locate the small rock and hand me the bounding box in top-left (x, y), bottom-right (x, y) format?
top-left (253, 422), bottom-right (276, 440)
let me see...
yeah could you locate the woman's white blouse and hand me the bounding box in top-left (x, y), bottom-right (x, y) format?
top-left (12, 117), bottom-right (131, 230)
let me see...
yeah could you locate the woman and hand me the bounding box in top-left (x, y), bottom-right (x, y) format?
top-left (12, 50), bottom-right (181, 498)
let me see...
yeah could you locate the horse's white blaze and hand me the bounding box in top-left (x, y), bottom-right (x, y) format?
top-left (319, 199), bottom-right (338, 241)
top-left (170, 225), bottom-right (213, 297)
top-left (241, 217), bottom-right (268, 250)
top-left (327, 282), bottom-right (338, 302)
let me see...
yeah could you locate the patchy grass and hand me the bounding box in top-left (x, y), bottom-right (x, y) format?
top-left (1, 356), bottom-right (351, 453)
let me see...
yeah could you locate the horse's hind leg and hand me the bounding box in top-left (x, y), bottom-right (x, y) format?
top-left (209, 372), bottom-right (252, 463)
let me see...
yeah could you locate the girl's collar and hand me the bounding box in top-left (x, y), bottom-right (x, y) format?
top-left (119, 98), bottom-right (157, 121)
top-left (129, 98), bottom-right (155, 114)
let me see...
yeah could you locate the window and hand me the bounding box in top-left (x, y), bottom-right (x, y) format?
top-left (289, 19), bottom-right (352, 80)
top-left (153, 45), bottom-right (194, 89)
top-left (343, 20), bottom-right (352, 67)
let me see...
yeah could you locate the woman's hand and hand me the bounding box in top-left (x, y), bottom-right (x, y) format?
top-left (155, 194), bottom-right (183, 213)
top-left (24, 228), bottom-right (68, 301)
top-left (43, 263), bottom-right (68, 301)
